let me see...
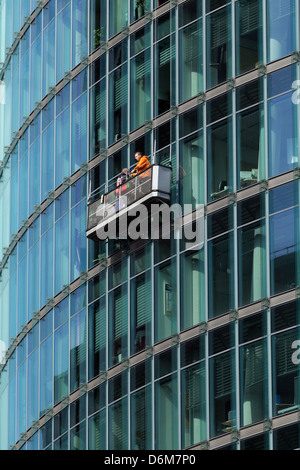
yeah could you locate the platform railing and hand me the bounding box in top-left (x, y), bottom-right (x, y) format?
top-left (87, 163), bottom-right (172, 234)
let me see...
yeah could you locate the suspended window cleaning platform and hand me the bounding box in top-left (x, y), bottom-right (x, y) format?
top-left (87, 163), bottom-right (172, 241)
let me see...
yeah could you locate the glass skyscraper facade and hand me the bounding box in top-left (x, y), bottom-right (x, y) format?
top-left (0, 0), bottom-right (300, 451)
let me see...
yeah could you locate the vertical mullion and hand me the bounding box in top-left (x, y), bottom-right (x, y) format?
top-left (230, 0), bottom-right (235, 86)
top-left (261, 0), bottom-right (272, 436)
top-left (151, 235), bottom-right (155, 448)
top-left (175, 1), bottom-right (181, 441)
top-left (127, 254), bottom-right (130, 449)
top-left (105, 265), bottom-right (109, 449)
top-left (106, 0), bottom-right (109, 156)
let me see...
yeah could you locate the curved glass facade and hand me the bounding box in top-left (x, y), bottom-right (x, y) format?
top-left (1, 0), bottom-right (300, 451)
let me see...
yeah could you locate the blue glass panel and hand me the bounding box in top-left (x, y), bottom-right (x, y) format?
top-left (41, 203), bottom-right (54, 236)
top-left (27, 348), bottom-right (39, 429)
top-left (108, 397), bottom-right (129, 450)
top-left (90, 0), bottom-right (107, 51)
top-left (10, 246), bottom-right (17, 276)
top-left (90, 78), bottom-right (107, 157)
top-left (55, 107), bottom-right (70, 187)
top-left (43, 0), bottom-right (55, 28)
top-left (208, 231), bottom-right (235, 318)
top-left (108, 63), bottom-right (128, 145)
top-left (71, 199), bottom-right (87, 282)
top-left (56, 3), bottom-right (71, 83)
top-left (54, 321), bottom-right (69, 404)
top-left (17, 337), bottom-right (27, 369)
top-left (17, 255), bottom-right (28, 332)
top-left (57, 0), bottom-right (70, 13)
top-left (71, 175), bottom-right (87, 207)
top-left (90, 55), bottom-right (106, 86)
top-left (42, 98), bottom-right (54, 131)
top-left (270, 180), bottom-right (299, 214)
top-left (10, 166), bottom-right (18, 237)
top-left (40, 310), bottom-right (53, 343)
top-left (28, 241), bottom-right (40, 320)
top-left (20, 0), bottom-right (31, 26)
top-left (55, 188), bottom-right (69, 222)
top-left (17, 362), bottom-right (26, 438)
top-left (70, 309), bottom-right (87, 392)
top-left (5, 0), bottom-right (13, 51)
top-left (18, 230), bottom-right (28, 264)
top-left (40, 335), bottom-right (53, 416)
top-left (29, 217), bottom-right (40, 250)
top-left (56, 83), bottom-right (70, 117)
top-left (154, 258), bottom-right (178, 342)
top-left (38, 419), bottom-right (52, 449)
top-left (31, 10), bottom-right (42, 44)
top-left (11, 50), bottom-right (20, 135)
top-left (108, 284), bottom-right (128, 367)
top-left (72, 69), bottom-right (87, 101)
top-left (206, 4), bottom-right (232, 89)
top-left (40, 227), bottom-right (54, 308)
top-left (268, 91), bottom-right (298, 177)
top-left (71, 284), bottom-right (87, 316)
top-left (155, 373), bottom-right (179, 449)
top-left (54, 296), bottom-right (69, 330)
top-left (130, 47), bottom-right (151, 131)
top-left (54, 213), bottom-right (70, 295)
top-left (109, 39), bottom-right (128, 72)
top-left (11, 147), bottom-right (18, 172)
top-left (29, 137), bottom-right (41, 215)
top-left (20, 49), bottom-right (30, 120)
top-left (71, 92), bottom-right (87, 173)
top-left (20, 128), bottom-right (29, 157)
top-left (267, 65), bottom-right (295, 98)
top-left (88, 409), bottom-right (106, 450)
top-left (41, 122), bottom-right (54, 201)
top-left (9, 270), bottom-right (17, 341)
top-left (179, 20), bottom-right (203, 102)
top-left (72, 0), bottom-right (88, 69)
top-left (27, 431), bottom-right (38, 450)
top-left (28, 324), bottom-right (39, 355)
top-left (18, 151), bottom-right (28, 228)
top-left (267, 0), bottom-right (296, 63)
top-left (42, 19), bottom-right (55, 97)
top-left (30, 34), bottom-right (42, 112)
top-left (109, 0), bottom-right (128, 38)
top-left (8, 374), bottom-right (16, 448)
top-left (270, 207), bottom-right (300, 295)
top-left (131, 0), bottom-right (151, 22)
top-left (30, 113), bottom-right (41, 146)
top-left (88, 272), bottom-right (106, 303)
top-left (2, 66), bottom-right (12, 151)
top-left (70, 421), bottom-right (87, 450)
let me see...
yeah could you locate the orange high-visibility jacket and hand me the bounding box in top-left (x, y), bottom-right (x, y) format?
top-left (132, 155), bottom-right (151, 177)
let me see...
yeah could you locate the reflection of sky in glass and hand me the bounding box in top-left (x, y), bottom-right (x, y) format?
top-left (267, 65), bottom-right (295, 99)
top-left (268, 92), bottom-right (298, 177)
top-left (271, 209), bottom-right (295, 257)
top-left (270, 181), bottom-right (298, 214)
top-left (268, 0), bottom-right (295, 62)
